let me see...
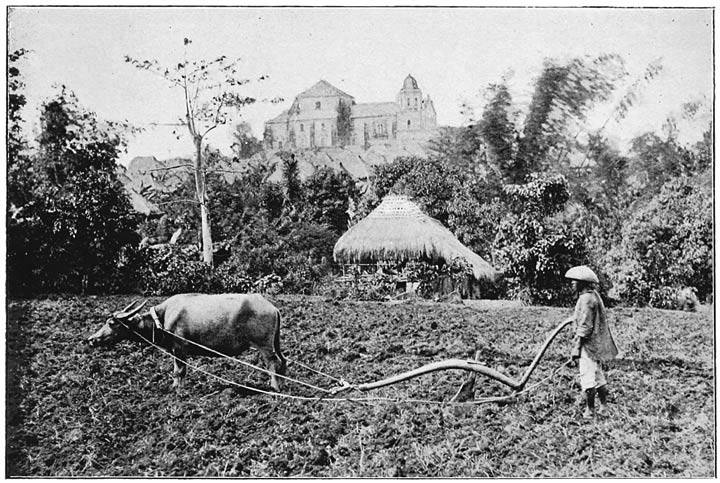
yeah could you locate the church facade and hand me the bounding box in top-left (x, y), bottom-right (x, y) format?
top-left (264, 74), bottom-right (437, 150)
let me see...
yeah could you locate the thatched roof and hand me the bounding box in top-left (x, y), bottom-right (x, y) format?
top-left (333, 195), bottom-right (499, 281)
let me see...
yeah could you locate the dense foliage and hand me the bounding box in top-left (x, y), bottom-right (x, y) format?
top-left (493, 174), bottom-right (588, 305)
top-left (141, 151), bottom-right (353, 295)
top-left (7, 85), bottom-right (139, 296)
top-left (231, 122), bottom-right (264, 160)
top-left (602, 173), bottom-right (712, 306)
top-left (418, 54), bottom-right (712, 307)
top-left (6, 50), bottom-right (711, 307)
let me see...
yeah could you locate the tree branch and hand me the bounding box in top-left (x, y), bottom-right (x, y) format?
top-left (155, 199), bottom-right (200, 206)
top-left (201, 124), bottom-right (218, 139)
top-left (208, 168), bottom-right (250, 174)
top-left (149, 164), bottom-right (194, 171)
top-left (149, 122), bottom-right (187, 127)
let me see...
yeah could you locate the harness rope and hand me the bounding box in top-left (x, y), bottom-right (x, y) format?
top-left (119, 317), bottom-right (332, 394)
top-left (118, 317), bottom-right (570, 406)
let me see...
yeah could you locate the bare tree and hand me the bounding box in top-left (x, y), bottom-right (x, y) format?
top-left (125, 38), bottom-right (279, 265)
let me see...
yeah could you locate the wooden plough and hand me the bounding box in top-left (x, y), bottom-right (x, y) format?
top-left (119, 303), bottom-right (575, 404)
top-left (331, 317), bottom-right (574, 399)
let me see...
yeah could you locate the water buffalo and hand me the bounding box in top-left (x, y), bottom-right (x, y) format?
top-left (87, 293), bottom-right (287, 391)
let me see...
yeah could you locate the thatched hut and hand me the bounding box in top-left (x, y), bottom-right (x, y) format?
top-left (334, 195), bottom-right (499, 295)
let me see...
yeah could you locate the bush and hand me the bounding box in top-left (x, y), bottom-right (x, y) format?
top-left (130, 217), bottom-right (338, 296)
top-left (604, 174), bottom-right (712, 306)
top-left (210, 257), bottom-right (255, 293)
top-left (136, 245), bottom-right (213, 295)
top-left (492, 173), bottom-right (588, 306)
top-left (134, 246), bottom-right (288, 296)
top-left (341, 268), bottom-right (398, 301)
top-left (404, 257), bottom-right (475, 298)
top-left (648, 286), bottom-right (681, 311)
top-left (302, 167), bottom-right (359, 234)
top-left (494, 213), bottom-right (587, 306)
top-left (6, 89), bottom-right (140, 297)
top-left (331, 258), bottom-right (476, 301)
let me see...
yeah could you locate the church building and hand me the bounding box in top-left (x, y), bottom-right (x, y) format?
top-left (264, 74), bottom-right (437, 149)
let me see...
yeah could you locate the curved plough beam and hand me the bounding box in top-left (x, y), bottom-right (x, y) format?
top-left (357, 317), bottom-right (574, 393)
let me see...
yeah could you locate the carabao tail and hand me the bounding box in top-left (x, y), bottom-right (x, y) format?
top-left (275, 310), bottom-right (287, 376)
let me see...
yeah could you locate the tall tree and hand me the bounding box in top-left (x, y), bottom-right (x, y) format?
top-left (125, 37), bottom-right (279, 265)
top-left (263, 124), bottom-right (275, 149)
top-left (476, 82), bottom-right (517, 182)
top-left (279, 151), bottom-right (301, 210)
top-left (628, 131), bottom-right (699, 195)
top-left (8, 88), bottom-right (138, 295)
top-left (230, 121), bottom-right (263, 159)
top-left (8, 49), bottom-right (28, 163)
top-left (7, 48), bottom-right (34, 210)
top-left (336, 98), bottom-right (353, 147)
top-left (302, 167), bottom-right (359, 234)
top-left (516, 54), bottom-right (626, 177)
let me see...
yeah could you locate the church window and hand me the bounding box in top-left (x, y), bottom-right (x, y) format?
top-left (321, 123), bottom-right (325, 129)
top-left (300, 124), bottom-right (304, 132)
top-left (407, 120), bottom-right (411, 127)
top-left (414, 97), bottom-right (418, 108)
top-left (407, 98), bottom-right (411, 107)
top-left (315, 101), bottom-right (321, 110)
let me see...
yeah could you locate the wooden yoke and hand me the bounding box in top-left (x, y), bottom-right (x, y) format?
top-left (357, 317), bottom-right (574, 393)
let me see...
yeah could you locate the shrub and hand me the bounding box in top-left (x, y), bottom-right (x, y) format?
top-left (136, 245), bottom-right (213, 295)
top-left (333, 258), bottom-right (476, 301)
top-left (604, 174), bottom-right (712, 306)
top-left (131, 245), bottom-right (292, 296)
top-left (340, 267), bottom-right (397, 301)
top-left (404, 257), bottom-right (475, 298)
top-left (302, 167), bottom-right (359, 234)
top-left (648, 286), bottom-right (681, 311)
top-left (7, 89), bottom-right (140, 296)
top-left (493, 174), bottom-right (588, 305)
top-left (210, 257), bottom-right (255, 293)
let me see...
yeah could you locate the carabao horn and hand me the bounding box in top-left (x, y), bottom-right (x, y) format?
top-left (116, 300), bottom-right (148, 319)
top-left (114, 299), bottom-right (140, 317)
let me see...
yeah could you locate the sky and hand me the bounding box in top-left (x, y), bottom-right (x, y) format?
top-left (8, 5), bottom-right (714, 166)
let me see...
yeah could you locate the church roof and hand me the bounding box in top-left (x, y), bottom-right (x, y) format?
top-left (351, 102), bottom-right (399, 118)
top-left (266, 101), bottom-right (401, 125)
top-left (297, 79), bottom-right (354, 99)
top-left (266, 109), bottom-right (340, 124)
top-left (266, 111), bottom-right (290, 124)
top-left (402, 74), bottom-right (419, 90)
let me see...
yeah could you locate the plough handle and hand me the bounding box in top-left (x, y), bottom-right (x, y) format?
top-left (355, 316), bottom-right (575, 393)
top-left (517, 316), bottom-right (574, 390)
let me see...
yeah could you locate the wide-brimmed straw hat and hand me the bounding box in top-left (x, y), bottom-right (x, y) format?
top-left (564, 265), bottom-right (599, 284)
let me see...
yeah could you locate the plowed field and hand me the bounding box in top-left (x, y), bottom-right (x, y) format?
top-left (6, 295), bottom-right (715, 477)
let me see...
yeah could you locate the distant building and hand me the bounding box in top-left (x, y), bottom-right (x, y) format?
top-left (264, 74), bottom-right (437, 150)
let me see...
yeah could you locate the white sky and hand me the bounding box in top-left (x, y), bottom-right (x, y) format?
top-left (7, 5), bottom-right (714, 165)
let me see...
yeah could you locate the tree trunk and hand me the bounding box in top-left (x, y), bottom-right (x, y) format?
top-left (193, 137), bottom-right (214, 266)
top-left (200, 201), bottom-right (213, 266)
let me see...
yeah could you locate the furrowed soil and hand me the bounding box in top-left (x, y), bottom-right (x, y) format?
top-left (6, 295), bottom-right (715, 477)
